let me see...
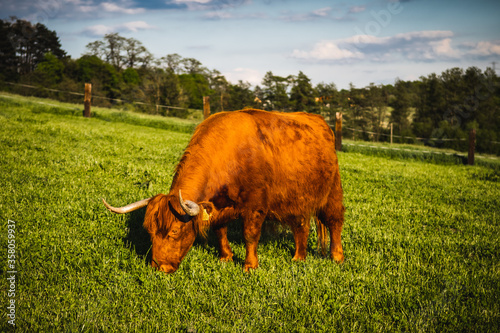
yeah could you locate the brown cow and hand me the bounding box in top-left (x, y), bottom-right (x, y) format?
top-left (103, 109), bottom-right (345, 273)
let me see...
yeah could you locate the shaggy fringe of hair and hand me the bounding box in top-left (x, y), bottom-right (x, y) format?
top-left (195, 217), bottom-right (211, 240)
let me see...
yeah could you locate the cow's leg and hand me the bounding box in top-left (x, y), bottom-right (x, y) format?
top-left (291, 216), bottom-right (310, 261)
top-left (318, 191), bottom-right (345, 263)
top-left (214, 225), bottom-right (233, 262)
top-left (242, 210), bottom-right (266, 271)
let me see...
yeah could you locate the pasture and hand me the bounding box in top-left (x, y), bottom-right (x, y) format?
top-left (1, 94), bottom-right (499, 332)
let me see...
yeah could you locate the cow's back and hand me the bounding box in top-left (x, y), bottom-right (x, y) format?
top-left (174, 109), bottom-right (340, 218)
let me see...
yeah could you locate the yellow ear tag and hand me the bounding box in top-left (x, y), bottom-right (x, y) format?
top-left (202, 208), bottom-right (210, 221)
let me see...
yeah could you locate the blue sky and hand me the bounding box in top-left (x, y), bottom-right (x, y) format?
top-left (1, 0), bottom-right (499, 89)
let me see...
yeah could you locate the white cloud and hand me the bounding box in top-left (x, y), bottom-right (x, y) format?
top-left (78, 5), bottom-right (97, 13)
top-left (428, 38), bottom-right (461, 58)
top-left (202, 11), bottom-right (267, 20)
top-left (461, 41), bottom-right (500, 57)
top-left (83, 21), bottom-right (156, 37)
top-left (281, 7), bottom-right (338, 22)
top-left (292, 41), bottom-right (363, 61)
top-left (292, 30), bottom-right (463, 63)
top-left (312, 7), bottom-right (332, 17)
top-left (101, 2), bottom-right (145, 14)
top-left (349, 6), bottom-right (366, 14)
top-left (68, 0), bottom-right (146, 16)
top-left (175, 0), bottom-right (212, 3)
top-left (203, 11), bottom-right (235, 20)
top-left (172, 0), bottom-right (251, 11)
top-left (120, 21), bottom-right (155, 32)
top-left (84, 24), bottom-right (114, 36)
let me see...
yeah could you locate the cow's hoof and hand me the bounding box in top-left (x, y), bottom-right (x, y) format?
top-left (243, 263), bottom-right (258, 272)
top-left (220, 254), bottom-right (233, 262)
top-left (331, 251), bottom-right (344, 263)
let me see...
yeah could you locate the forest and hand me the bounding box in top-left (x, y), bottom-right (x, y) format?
top-left (1, 18), bottom-right (499, 155)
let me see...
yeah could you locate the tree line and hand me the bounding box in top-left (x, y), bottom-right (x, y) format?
top-left (1, 18), bottom-right (499, 154)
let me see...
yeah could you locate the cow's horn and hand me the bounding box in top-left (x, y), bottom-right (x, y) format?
top-left (179, 190), bottom-right (200, 216)
top-left (102, 197), bottom-right (152, 214)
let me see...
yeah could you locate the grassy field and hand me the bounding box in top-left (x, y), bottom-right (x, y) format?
top-left (1, 94), bottom-right (499, 332)
top-left (341, 139), bottom-right (500, 169)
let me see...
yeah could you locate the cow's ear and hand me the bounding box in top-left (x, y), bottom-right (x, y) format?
top-left (195, 202), bottom-right (216, 238)
top-left (200, 201), bottom-right (215, 217)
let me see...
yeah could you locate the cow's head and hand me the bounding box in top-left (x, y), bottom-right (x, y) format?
top-left (103, 191), bottom-right (212, 273)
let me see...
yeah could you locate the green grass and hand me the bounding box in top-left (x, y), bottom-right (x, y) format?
top-left (342, 139), bottom-right (500, 170)
top-left (0, 92), bottom-right (200, 134)
top-left (1, 94), bottom-right (499, 332)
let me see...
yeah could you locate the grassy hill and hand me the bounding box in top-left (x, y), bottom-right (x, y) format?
top-left (1, 94), bottom-right (499, 331)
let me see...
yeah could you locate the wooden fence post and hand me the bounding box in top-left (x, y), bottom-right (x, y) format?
top-left (203, 96), bottom-right (210, 120)
top-left (468, 129), bottom-right (476, 165)
top-left (335, 112), bottom-right (342, 151)
top-left (84, 83), bottom-right (92, 118)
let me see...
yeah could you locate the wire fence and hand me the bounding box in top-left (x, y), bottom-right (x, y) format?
top-left (3, 81), bottom-right (499, 153)
top-left (343, 126), bottom-right (469, 142)
top-left (326, 113), bottom-right (499, 158)
top-left (342, 142), bottom-right (499, 160)
top-left (2, 81), bottom-right (199, 113)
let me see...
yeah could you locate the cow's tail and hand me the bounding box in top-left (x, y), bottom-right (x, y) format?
top-left (314, 216), bottom-right (329, 257)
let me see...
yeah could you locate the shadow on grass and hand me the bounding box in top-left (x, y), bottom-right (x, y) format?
top-left (204, 219), bottom-right (325, 261)
top-left (123, 212), bottom-right (325, 268)
top-left (123, 208), bottom-right (152, 265)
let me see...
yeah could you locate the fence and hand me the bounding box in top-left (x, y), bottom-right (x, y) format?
top-left (2, 81), bottom-right (199, 117)
top-left (341, 142), bottom-right (500, 167)
top-left (342, 126), bottom-right (468, 143)
top-left (2, 82), bottom-right (498, 163)
top-left (332, 113), bottom-right (500, 165)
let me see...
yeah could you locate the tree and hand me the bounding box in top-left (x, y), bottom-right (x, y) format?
top-left (122, 67), bottom-right (141, 85)
top-left (227, 81), bottom-right (256, 110)
top-left (315, 82), bottom-right (338, 102)
top-left (139, 64), bottom-right (185, 115)
top-left (33, 23), bottom-right (66, 59)
top-left (0, 18), bottom-right (66, 76)
top-left (86, 33), bottom-right (154, 70)
top-left (179, 73), bottom-right (212, 109)
top-left (261, 71), bottom-right (291, 111)
top-left (315, 82), bottom-right (339, 121)
top-left (390, 79), bottom-right (413, 138)
top-left (344, 83), bottom-right (369, 140)
top-left (253, 85), bottom-right (265, 108)
top-left (289, 71), bottom-right (316, 112)
top-left (34, 52), bottom-right (65, 86)
top-left (0, 19), bottom-right (18, 80)
top-left (85, 40), bottom-right (105, 59)
top-left (76, 55), bottom-right (120, 100)
top-left (469, 67), bottom-right (500, 154)
top-left (103, 33), bottom-right (126, 70)
top-left (208, 69), bottom-right (229, 112)
top-left (140, 65), bottom-right (163, 114)
top-left (123, 38), bottom-right (148, 68)
top-left (441, 67), bottom-right (467, 127)
top-left (413, 73), bottom-right (446, 139)
top-left (365, 83), bottom-right (387, 141)
top-left (85, 33), bottom-right (130, 70)
top-left (162, 53), bottom-right (183, 74)
top-left (161, 69), bottom-right (184, 112)
top-left (181, 58), bottom-right (206, 75)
